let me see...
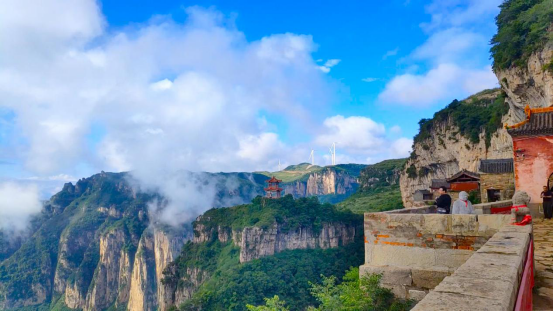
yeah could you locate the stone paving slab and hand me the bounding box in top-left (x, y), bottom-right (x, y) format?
top-left (533, 219), bottom-right (553, 310)
top-left (411, 291), bottom-right (508, 311)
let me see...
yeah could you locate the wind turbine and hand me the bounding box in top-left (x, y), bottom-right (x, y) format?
top-left (309, 149), bottom-right (315, 166)
top-left (329, 142), bottom-right (337, 165)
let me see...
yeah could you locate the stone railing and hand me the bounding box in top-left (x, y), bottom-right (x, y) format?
top-left (359, 199), bottom-right (534, 310)
top-left (412, 224), bottom-right (532, 310)
top-left (360, 212), bottom-right (512, 300)
top-left (384, 200), bottom-right (513, 215)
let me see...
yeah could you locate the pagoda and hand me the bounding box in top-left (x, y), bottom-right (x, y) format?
top-left (264, 176), bottom-right (283, 198)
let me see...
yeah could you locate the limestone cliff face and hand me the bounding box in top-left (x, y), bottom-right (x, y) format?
top-left (236, 223), bottom-right (356, 262)
top-left (400, 44), bottom-right (553, 207)
top-left (85, 228), bottom-right (133, 310)
top-left (160, 216), bottom-right (358, 308)
top-left (283, 168), bottom-right (358, 198)
top-left (496, 45), bottom-right (553, 122)
top-left (127, 228), bottom-right (188, 311)
top-left (399, 93), bottom-right (513, 207)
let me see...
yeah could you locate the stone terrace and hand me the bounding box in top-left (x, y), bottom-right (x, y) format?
top-left (360, 200), bottom-right (534, 310)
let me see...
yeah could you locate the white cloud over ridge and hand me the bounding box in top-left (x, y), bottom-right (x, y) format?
top-left (378, 0), bottom-right (501, 107)
top-left (0, 1), bottom-right (413, 226)
top-left (0, 182), bottom-right (42, 233)
top-left (379, 63), bottom-right (497, 106)
top-left (315, 115), bottom-right (412, 163)
top-left (0, 1), bottom-right (336, 225)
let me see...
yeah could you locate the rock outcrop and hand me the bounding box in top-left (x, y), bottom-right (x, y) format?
top-left (400, 114), bottom-right (513, 207)
top-left (127, 228), bottom-right (188, 311)
top-left (281, 167), bottom-right (359, 198)
top-left (160, 213), bottom-right (359, 308)
top-left (236, 223), bottom-right (356, 262)
top-left (496, 45), bottom-right (553, 123)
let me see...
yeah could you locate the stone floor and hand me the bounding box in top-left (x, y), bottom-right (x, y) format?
top-left (533, 218), bottom-right (553, 310)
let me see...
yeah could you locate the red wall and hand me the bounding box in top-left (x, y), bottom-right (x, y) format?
top-left (513, 136), bottom-right (553, 203)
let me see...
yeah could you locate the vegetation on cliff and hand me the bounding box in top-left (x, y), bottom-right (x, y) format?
top-left (491, 0), bottom-right (553, 70)
top-left (413, 89), bottom-right (509, 151)
top-left (336, 159), bottom-right (406, 213)
top-left (247, 267), bottom-right (412, 311)
top-left (176, 243), bottom-right (364, 311)
top-left (163, 196), bottom-right (365, 310)
top-left (256, 163), bottom-right (365, 184)
top-left (197, 195), bottom-right (361, 233)
top-left (0, 172), bottom-right (152, 310)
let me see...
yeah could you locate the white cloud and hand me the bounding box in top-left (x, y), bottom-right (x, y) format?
top-left (314, 115), bottom-right (412, 163)
top-left (0, 182), bottom-right (42, 233)
top-left (379, 63), bottom-right (497, 106)
top-left (411, 28), bottom-right (486, 64)
top-left (421, 0), bottom-right (502, 32)
top-left (315, 115), bottom-right (386, 153)
top-left (25, 174), bottom-right (77, 181)
top-left (0, 1), bottom-right (335, 225)
top-left (378, 0), bottom-right (501, 107)
top-left (382, 48), bottom-right (399, 60)
top-left (391, 138), bottom-right (413, 158)
top-left (150, 79), bottom-right (173, 91)
top-left (362, 77), bottom-right (378, 82)
top-left (318, 58), bottom-right (341, 73)
top-left (238, 132), bottom-right (285, 163)
top-left (390, 125), bottom-right (402, 134)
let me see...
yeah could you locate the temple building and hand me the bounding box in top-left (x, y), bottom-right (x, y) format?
top-left (506, 105), bottom-right (553, 205)
top-left (446, 169), bottom-right (480, 201)
top-left (264, 176), bottom-right (283, 198)
top-left (478, 158), bottom-right (515, 203)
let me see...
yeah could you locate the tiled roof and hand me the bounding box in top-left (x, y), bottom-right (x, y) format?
top-left (506, 106), bottom-right (553, 137)
top-left (447, 169), bottom-right (480, 182)
top-left (415, 189), bottom-right (432, 195)
top-left (479, 158), bottom-right (514, 174)
top-left (430, 179), bottom-right (450, 189)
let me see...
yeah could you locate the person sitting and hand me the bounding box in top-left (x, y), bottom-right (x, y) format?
top-left (452, 191), bottom-right (475, 214)
top-left (435, 186), bottom-right (452, 214)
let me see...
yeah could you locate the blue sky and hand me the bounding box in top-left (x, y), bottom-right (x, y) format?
top-left (0, 0), bottom-right (502, 198)
top-left (100, 0), bottom-right (499, 137)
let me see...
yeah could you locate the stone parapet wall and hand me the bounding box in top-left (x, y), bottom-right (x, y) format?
top-left (384, 200), bottom-right (512, 215)
top-left (412, 224), bottom-right (532, 310)
top-left (360, 212), bottom-right (512, 299)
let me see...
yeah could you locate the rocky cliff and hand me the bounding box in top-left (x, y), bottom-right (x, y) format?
top-left (400, 0), bottom-right (553, 207)
top-left (399, 90), bottom-right (513, 207)
top-left (263, 164), bottom-right (363, 202)
top-left (0, 172), bottom-right (192, 311)
top-left (0, 167), bottom-right (362, 311)
top-left (159, 195), bottom-right (361, 309)
top-left (496, 44), bottom-right (553, 122)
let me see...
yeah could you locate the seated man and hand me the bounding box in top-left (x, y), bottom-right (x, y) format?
top-left (452, 191), bottom-right (475, 214)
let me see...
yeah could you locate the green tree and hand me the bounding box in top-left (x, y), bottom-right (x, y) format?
top-left (247, 295), bottom-right (289, 311)
top-left (309, 267), bottom-right (413, 311)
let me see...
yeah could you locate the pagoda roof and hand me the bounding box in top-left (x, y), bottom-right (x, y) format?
top-left (264, 186), bottom-right (283, 191)
top-left (266, 176), bottom-right (282, 183)
top-left (506, 105), bottom-right (553, 137)
top-left (447, 169), bottom-right (480, 183)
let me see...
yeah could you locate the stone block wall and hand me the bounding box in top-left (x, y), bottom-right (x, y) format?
top-left (413, 224), bottom-right (532, 310)
top-left (360, 212), bottom-right (512, 300)
top-left (480, 172), bottom-right (515, 203)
